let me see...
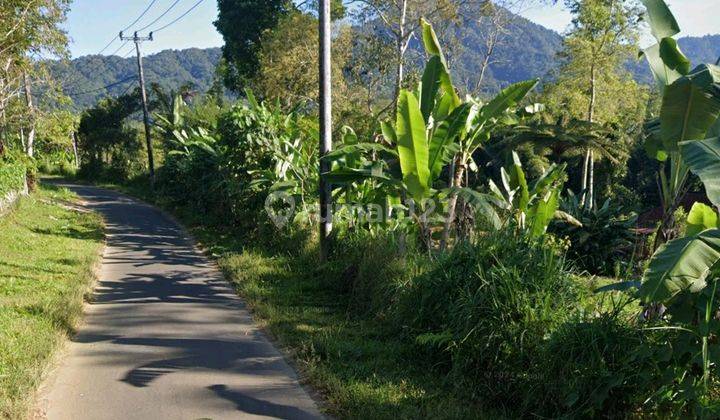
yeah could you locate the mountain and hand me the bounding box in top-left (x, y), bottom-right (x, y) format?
top-left (678, 35), bottom-right (720, 67)
top-left (448, 9), bottom-right (564, 94)
top-left (51, 18), bottom-right (719, 110)
top-left (49, 48), bottom-right (222, 109)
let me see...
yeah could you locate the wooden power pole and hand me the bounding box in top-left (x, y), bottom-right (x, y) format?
top-left (120, 31), bottom-right (155, 185)
top-left (319, 0), bottom-right (333, 260)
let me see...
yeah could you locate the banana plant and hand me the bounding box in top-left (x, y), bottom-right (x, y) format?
top-left (440, 78), bottom-right (538, 248)
top-left (478, 151), bottom-right (579, 238)
top-left (326, 19), bottom-right (538, 248)
top-left (324, 18), bottom-right (473, 246)
top-left (640, 0), bottom-right (720, 249)
top-left (635, 135), bottom-right (720, 394)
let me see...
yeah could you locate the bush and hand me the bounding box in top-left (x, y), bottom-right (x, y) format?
top-left (537, 308), bottom-right (655, 417)
top-left (398, 229), bottom-right (578, 411)
top-left (0, 152), bottom-right (35, 196)
top-left (216, 99), bottom-right (317, 233)
top-left (321, 231), bottom-right (426, 317)
top-left (551, 196), bottom-right (638, 276)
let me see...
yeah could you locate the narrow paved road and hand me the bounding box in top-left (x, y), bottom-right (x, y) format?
top-left (39, 183), bottom-right (322, 420)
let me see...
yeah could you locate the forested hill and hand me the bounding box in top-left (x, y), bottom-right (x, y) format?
top-left (49, 48), bottom-right (222, 109)
top-left (448, 9), bottom-right (563, 94)
top-left (679, 35), bottom-right (720, 66)
top-left (52, 29), bottom-right (719, 110)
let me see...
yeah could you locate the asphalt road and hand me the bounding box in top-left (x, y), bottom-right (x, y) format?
top-left (38, 183), bottom-right (323, 420)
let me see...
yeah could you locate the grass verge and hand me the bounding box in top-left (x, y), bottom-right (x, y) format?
top-left (0, 183), bottom-right (104, 419)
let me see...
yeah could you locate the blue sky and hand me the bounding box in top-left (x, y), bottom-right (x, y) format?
top-left (519, 0), bottom-right (718, 46)
top-left (64, 0), bottom-right (718, 58)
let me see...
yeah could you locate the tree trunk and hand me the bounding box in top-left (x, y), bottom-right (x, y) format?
top-left (475, 53), bottom-right (492, 94)
top-left (23, 72), bottom-right (35, 158)
top-left (588, 64), bottom-right (596, 123)
top-left (581, 63), bottom-right (597, 208)
top-left (580, 149), bottom-right (590, 206)
top-left (392, 0), bottom-right (408, 111)
top-left (588, 150), bottom-right (595, 210)
top-left (440, 155), bottom-right (467, 250)
top-left (72, 131), bottom-right (80, 168)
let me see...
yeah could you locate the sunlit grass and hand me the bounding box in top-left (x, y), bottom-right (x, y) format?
top-left (0, 183), bottom-right (104, 419)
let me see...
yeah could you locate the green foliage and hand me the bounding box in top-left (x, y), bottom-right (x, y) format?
top-left (214, 0), bottom-right (293, 91)
top-left (681, 136), bottom-right (720, 207)
top-left (544, 0), bottom-right (647, 126)
top-left (217, 94), bottom-right (318, 228)
top-left (633, 3), bottom-right (720, 406)
top-left (551, 193), bottom-right (638, 276)
top-left (76, 90), bottom-right (143, 181)
top-left (483, 152), bottom-right (577, 238)
top-left (0, 152), bottom-right (31, 197)
top-left (539, 308), bottom-right (656, 417)
top-left (399, 229), bottom-right (577, 411)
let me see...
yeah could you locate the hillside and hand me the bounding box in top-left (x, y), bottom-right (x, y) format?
top-left (52, 24), bottom-right (719, 110)
top-left (50, 48), bottom-right (222, 109)
top-left (449, 8), bottom-right (564, 94)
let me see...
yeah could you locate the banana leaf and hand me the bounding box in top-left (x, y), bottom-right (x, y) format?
top-left (680, 137), bottom-right (720, 207)
top-left (396, 90), bottom-right (430, 203)
top-left (638, 228), bottom-right (720, 303)
top-left (660, 64), bottom-right (720, 152)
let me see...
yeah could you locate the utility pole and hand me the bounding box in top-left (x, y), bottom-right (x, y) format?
top-left (120, 31), bottom-right (155, 185)
top-left (318, 0), bottom-right (333, 261)
top-left (23, 72), bottom-right (35, 158)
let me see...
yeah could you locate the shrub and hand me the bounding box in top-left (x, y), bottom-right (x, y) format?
top-left (216, 98), bottom-right (317, 233)
top-left (322, 231), bottom-right (426, 317)
top-left (0, 151), bottom-right (35, 196)
top-left (551, 195), bottom-right (638, 276)
top-left (398, 229), bottom-right (577, 411)
top-left (537, 308), bottom-right (655, 417)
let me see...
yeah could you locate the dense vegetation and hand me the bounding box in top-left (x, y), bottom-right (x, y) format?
top-left (47, 48), bottom-right (223, 109)
top-left (4, 0), bottom-right (720, 418)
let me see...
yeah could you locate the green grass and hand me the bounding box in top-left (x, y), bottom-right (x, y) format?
top-left (193, 234), bottom-right (491, 419)
top-left (0, 183), bottom-right (104, 419)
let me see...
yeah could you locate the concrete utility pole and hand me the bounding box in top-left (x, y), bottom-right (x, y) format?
top-left (23, 72), bottom-right (35, 158)
top-left (318, 0), bottom-right (333, 260)
top-left (120, 31), bottom-right (155, 185)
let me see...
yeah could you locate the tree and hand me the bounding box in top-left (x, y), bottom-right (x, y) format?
top-left (0, 0), bottom-right (70, 155)
top-left (213, 0), bottom-right (293, 91)
top-left (542, 0), bottom-right (647, 209)
top-left (249, 12), bottom-right (360, 125)
top-left (348, 0), bottom-right (465, 112)
top-left (77, 90), bottom-right (142, 179)
top-left (462, 0), bottom-right (543, 94)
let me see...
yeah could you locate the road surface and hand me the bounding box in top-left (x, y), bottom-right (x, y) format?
top-left (38, 183), bottom-right (323, 420)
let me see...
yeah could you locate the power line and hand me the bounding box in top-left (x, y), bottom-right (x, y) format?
top-left (96, 0), bottom-right (159, 56)
top-left (150, 0), bottom-right (206, 33)
top-left (117, 80), bottom-right (137, 97)
top-left (66, 75), bottom-right (138, 97)
top-left (120, 0), bottom-right (159, 32)
top-left (122, 44), bottom-right (137, 58)
top-left (108, 40), bottom-right (131, 57)
top-left (136, 0), bottom-right (182, 33)
top-left (96, 38), bottom-right (118, 56)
